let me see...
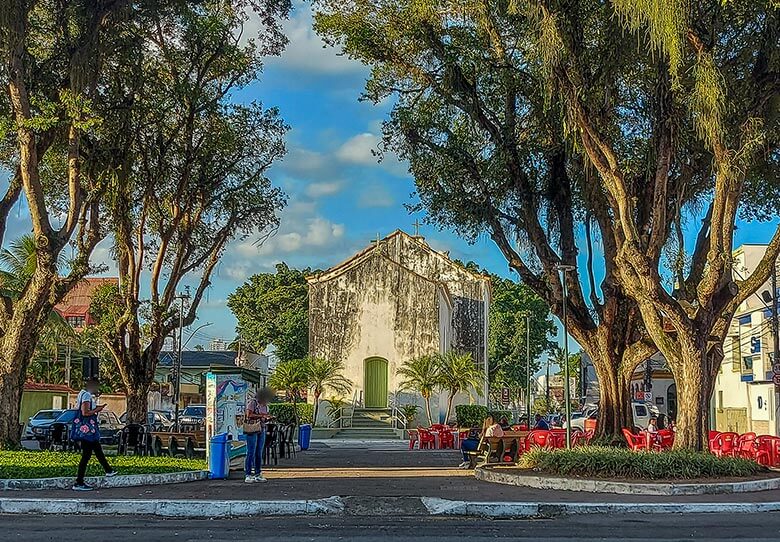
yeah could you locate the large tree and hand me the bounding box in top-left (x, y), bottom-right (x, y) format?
top-left (315, 0), bottom-right (779, 449)
top-left (519, 0), bottom-right (779, 449)
top-left (227, 263), bottom-right (311, 363)
top-left (91, 0), bottom-right (290, 423)
top-left (313, 0), bottom-right (660, 441)
top-left (0, 0), bottom-right (132, 446)
top-left (487, 272), bottom-right (556, 406)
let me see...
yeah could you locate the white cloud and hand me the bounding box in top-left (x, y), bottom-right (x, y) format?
top-left (336, 133), bottom-right (381, 165)
top-left (336, 132), bottom-right (409, 177)
top-left (305, 180), bottom-right (343, 198)
top-left (358, 183), bottom-right (395, 209)
top-left (261, 2), bottom-right (367, 77)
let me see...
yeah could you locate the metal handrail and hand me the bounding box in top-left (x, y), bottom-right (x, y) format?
top-left (389, 392), bottom-right (408, 430)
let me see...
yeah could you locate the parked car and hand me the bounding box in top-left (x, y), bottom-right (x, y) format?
top-left (563, 402), bottom-right (660, 432)
top-left (178, 404), bottom-right (206, 426)
top-left (119, 410), bottom-right (175, 431)
top-left (24, 409), bottom-right (64, 441)
top-left (42, 408), bottom-right (125, 449)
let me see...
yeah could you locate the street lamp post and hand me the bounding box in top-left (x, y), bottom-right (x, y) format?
top-left (525, 312), bottom-right (532, 429)
top-left (556, 264), bottom-right (575, 449)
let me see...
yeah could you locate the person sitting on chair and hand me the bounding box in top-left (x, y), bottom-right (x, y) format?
top-left (533, 413), bottom-right (550, 431)
top-left (458, 425), bottom-right (481, 469)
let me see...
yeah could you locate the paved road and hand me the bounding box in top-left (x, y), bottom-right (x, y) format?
top-left (3, 513), bottom-right (780, 541)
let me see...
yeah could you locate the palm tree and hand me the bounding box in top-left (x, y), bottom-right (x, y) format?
top-left (437, 351), bottom-right (485, 424)
top-left (269, 357), bottom-right (311, 424)
top-left (0, 234), bottom-right (57, 296)
top-left (397, 354), bottom-right (440, 425)
top-left (307, 357), bottom-right (351, 427)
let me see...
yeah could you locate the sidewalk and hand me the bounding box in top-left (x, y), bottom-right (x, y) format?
top-left (7, 441), bottom-right (780, 505)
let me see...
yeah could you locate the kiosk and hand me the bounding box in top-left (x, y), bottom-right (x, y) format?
top-left (205, 365), bottom-right (265, 470)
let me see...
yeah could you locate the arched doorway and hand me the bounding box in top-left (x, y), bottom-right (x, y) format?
top-left (364, 357), bottom-right (388, 409)
top-left (667, 383), bottom-right (677, 421)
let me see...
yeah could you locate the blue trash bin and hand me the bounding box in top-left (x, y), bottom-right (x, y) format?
top-left (209, 432), bottom-right (230, 479)
top-left (298, 423), bottom-right (312, 450)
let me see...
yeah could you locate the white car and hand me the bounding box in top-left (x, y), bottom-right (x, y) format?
top-left (563, 402), bottom-right (660, 432)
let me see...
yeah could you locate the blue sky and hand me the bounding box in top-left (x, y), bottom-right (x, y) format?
top-left (2, 2), bottom-right (778, 358)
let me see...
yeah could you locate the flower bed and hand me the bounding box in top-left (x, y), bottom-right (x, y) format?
top-left (0, 451), bottom-right (206, 479)
top-left (518, 446), bottom-right (763, 480)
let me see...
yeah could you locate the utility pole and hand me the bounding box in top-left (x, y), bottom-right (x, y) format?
top-left (525, 312), bottom-right (532, 427)
top-left (772, 266), bottom-right (779, 437)
top-left (64, 343), bottom-right (71, 387)
top-left (173, 287), bottom-right (190, 431)
top-left (556, 264), bottom-right (575, 449)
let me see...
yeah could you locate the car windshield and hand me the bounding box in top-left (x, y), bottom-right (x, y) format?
top-left (183, 406), bottom-right (205, 417)
top-left (55, 410), bottom-right (78, 423)
top-left (33, 410), bottom-right (63, 421)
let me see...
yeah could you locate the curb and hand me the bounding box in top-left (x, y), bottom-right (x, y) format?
top-left (420, 498), bottom-right (780, 518)
top-left (0, 471), bottom-right (208, 491)
top-left (0, 496), bottom-right (778, 517)
top-left (475, 466), bottom-right (780, 495)
top-left (0, 496), bottom-right (344, 517)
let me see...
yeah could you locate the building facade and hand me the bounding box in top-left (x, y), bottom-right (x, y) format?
top-left (713, 244), bottom-right (779, 435)
top-left (53, 277), bottom-right (119, 330)
top-left (307, 230), bottom-right (491, 416)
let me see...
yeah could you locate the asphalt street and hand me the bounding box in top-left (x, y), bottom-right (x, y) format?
top-left (3, 513), bottom-right (780, 541)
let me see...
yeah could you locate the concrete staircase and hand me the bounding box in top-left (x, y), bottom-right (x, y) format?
top-left (335, 409), bottom-right (402, 440)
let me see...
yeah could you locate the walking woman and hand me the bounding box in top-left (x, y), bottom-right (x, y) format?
top-left (244, 390), bottom-right (271, 483)
top-left (72, 378), bottom-right (115, 491)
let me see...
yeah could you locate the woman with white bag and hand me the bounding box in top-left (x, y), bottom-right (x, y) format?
top-left (243, 390), bottom-right (270, 483)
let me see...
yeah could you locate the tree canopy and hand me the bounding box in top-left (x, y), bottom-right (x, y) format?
top-left (227, 263), bottom-right (311, 363)
top-left (314, 0), bottom-right (780, 448)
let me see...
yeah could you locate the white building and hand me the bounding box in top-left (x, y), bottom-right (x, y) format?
top-left (307, 230), bottom-right (491, 420)
top-left (713, 244), bottom-right (779, 435)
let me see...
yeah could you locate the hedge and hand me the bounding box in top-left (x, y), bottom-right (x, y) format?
top-left (0, 451), bottom-right (206, 480)
top-left (518, 446), bottom-right (763, 480)
top-left (269, 402), bottom-right (314, 425)
top-left (455, 405), bottom-right (514, 428)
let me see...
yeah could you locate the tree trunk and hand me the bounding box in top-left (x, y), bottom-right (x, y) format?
top-left (670, 345), bottom-right (710, 451)
top-left (0, 268), bottom-right (57, 448)
top-left (445, 393), bottom-right (455, 425)
top-left (313, 391), bottom-right (321, 428)
top-left (592, 361), bottom-right (634, 440)
top-left (125, 382), bottom-right (150, 425)
top-left (423, 394), bottom-right (433, 426)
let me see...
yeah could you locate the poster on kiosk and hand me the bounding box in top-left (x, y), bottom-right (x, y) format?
top-left (205, 366), bottom-right (264, 469)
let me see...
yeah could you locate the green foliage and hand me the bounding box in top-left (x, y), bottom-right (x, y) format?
top-left (489, 410), bottom-right (513, 423)
top-left (398, 354), bottom-right (441, 425)
top-left (486, 272), bottom-right (556, 398)
top-left (326, 397), bottom-right (347, 418)
top-left (399, 403), bottom-right (420, 425)
top-left (307, 357), bottom-right (351, 426)
top-left (455, 405), bottom-right (488, 428)
top-left (269, 358), bottom-right (311, 401)
top-left (533, 397), bottom-right (553, 416)
top-left (227, 263), bottom-right (311, 362)
top-left (519, 447), bottom-right (763, 480)
top-left (0, 451), bottom-right (206, 479)
top-left (269, 402), bottom-right (314, 425)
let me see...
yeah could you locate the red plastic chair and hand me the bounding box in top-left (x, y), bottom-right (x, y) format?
top-left (736, 432), bottom-right (757, 459)
top-left (653, 429), bottom-right (674, 451)
top-left (712, 432), bottom-right (739, 457)
top-left (526, 430), bottom-right (553, 449)
top-left (583, 429), bottom-right (595, 444)
top-left (408, 430), bottom-right (419, 450)
top-left (755, 435), bottom-right (780, 466)
top-left (439, 429), bottom-right (455, 449)
top-left (708, 430), bottom-right (720, 441)
top-left (622, 428), bottom-right (647, 452)
top-left (417, 427), bottom-right (436, 450)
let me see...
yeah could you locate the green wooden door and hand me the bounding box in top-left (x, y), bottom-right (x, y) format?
top-left (364, 357), bottom-right (388, 409)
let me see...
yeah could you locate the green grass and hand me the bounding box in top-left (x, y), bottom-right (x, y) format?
top-left (518, 446), bottom-right (764, 480)
top-left (0, 451), bottom-right (207, 479)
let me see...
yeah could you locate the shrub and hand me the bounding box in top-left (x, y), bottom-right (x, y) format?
top-left (269, 402), bottom-right (314, 425)
top-left (518, 446), bottom-right (763, 480)
top-left (399, 404), bottom-right (420, 425)
top-left (0, 451), bottom-right (206, 480)
top-left (456, 404), bottom-right (488, 427)
top-left (455, 405), bottom-right (515, 427)
top-left (489, 409), bottom-right (513, 423)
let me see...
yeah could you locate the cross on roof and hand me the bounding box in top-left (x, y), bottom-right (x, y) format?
top-left (413, 219), bottom-right (422, 237)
